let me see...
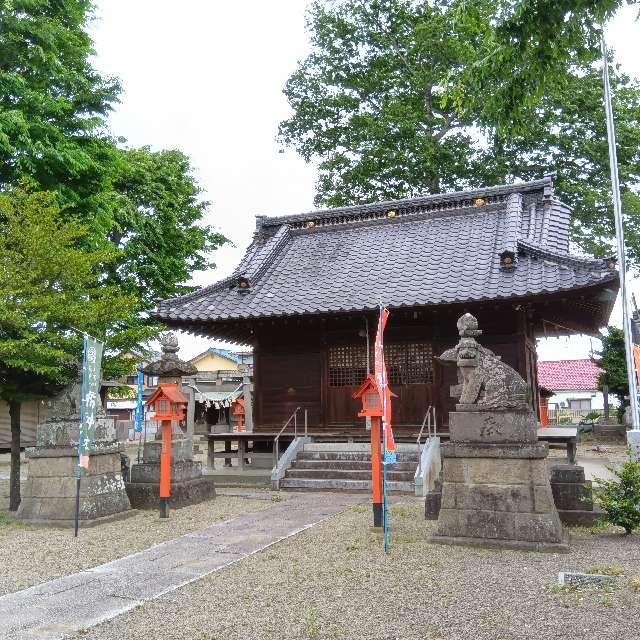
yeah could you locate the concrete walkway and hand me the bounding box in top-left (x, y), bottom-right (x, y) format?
top-left (0, 493), bottom-right (362, 640)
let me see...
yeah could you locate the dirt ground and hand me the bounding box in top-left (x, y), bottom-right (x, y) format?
top-left (69, 499), bottom-right (640, 640)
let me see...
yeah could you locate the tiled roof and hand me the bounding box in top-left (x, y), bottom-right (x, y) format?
top-left (207, 348), bottom-right (241, 364)
top-left (190, 348), bottom-right (250, 365)
top-left (537, 359), bottom-right (603, 391)
top-left (155, 177), bottom-right (618, 331)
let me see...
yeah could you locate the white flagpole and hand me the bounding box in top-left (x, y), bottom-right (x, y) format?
top-left (600, 27), bottom-right (640, 458)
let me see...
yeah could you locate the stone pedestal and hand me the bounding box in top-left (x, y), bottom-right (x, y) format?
top-left (17, 445), bottom-right (131, 525)
top-left (17, 393), bottom-right (132, 526)
top-left (431, 411), bottom-right (568, 552)
top-left (550, 463), bottom-right (600, 526)
top-left (125, 437), bottom-right (215, 509)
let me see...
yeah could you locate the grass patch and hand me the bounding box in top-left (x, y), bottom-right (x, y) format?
top-left (0, 513), bottom-right (8, 527)
top-left (350, 504), bottom-right (369, 514)
top-left (390, 504), bottom-right (414, 518)
top-left (586, 565), bottom-right (625, 577)
top-left (545, 582), bottom-right (576, 595)
top-left (629, 578), bottom-right (640, 593)
top-left (599, 595), bottom-right (614, 608)
top-left (391, 531), bottom-right (419, 544)
top-left (270, 494), bottom-right (282, 503)
top-left (304, 604), bottom-right (319, 640)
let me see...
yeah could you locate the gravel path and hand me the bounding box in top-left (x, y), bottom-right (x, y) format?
top-left (0, 492), bottom-right (273, 596)
top-left (74, 499), bottom-right (640, 640)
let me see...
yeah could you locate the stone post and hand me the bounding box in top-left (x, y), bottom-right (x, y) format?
top-left (184, 382), bottom-right (195, 461)
top-left (239, 364), bottom-right (254, 432)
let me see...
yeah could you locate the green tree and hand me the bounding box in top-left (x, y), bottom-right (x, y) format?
top-left (0, 189), bottom-right (154, 510)
top-left (0, 0), bottom-right (119, 202)
top-left (111, 147), bottom-right (226, 304)
top-left (593, 459), bottom-right (640, 534)
top-left (450, 1), bottom-right (640, 131)
top-left (0, 1), bottom-right (227, 509)
top-left (595, 326), bottom-right (629, 421)
top-left (279, 0), bottom-right (640, 263)
top-left (0, 0), bottom-right (226, 308)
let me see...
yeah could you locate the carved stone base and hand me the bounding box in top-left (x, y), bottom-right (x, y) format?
top-left (429, 534), bottom-right (569, 553)
top-left (431, 442), bottom-right (568, 552)
top-left (126, 460), bottom-right (215, 509)
top-left (129, 459), bottom-right (203, 484)
top-left (449, 410), bottom-right (537, 444)
top-left (17, 445), bottom-right (132, 525)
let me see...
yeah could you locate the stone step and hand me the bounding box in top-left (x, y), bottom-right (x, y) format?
top-left (302, 442), bottom-right (421, 453)
top-left (285, 468), bottom-right (415, 482)
top-left (292, 459), bottom-right (416, 472)
top-left (297, 451), bottom-right (420, 463)
top-left (280, 477), bottom-right (414, 493)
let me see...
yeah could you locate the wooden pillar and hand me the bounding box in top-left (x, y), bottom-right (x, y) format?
top-left (371, 416), bottom-right (383, 528)
top-left (9, 401), bottom-right (21, 512)
top-left (159, 419), bottom-right (172, 518)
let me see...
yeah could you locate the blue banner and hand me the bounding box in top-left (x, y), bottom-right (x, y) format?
top-left (135, 366), bottom-right (143, 433)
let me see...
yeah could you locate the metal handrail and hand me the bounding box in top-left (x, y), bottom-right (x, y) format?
top-left (273, 407), bottom-right (301, 467)
top-left (417, 406), bottom-right (436, 445)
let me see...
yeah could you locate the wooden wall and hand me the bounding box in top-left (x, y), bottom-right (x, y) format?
top-left (252, 305), bottom-right (535, 435)
top-left (0, 400), bottom-right (40, 450)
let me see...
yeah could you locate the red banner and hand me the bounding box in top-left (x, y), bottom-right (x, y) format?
top-left (375, 305), bottom-right (396, 459)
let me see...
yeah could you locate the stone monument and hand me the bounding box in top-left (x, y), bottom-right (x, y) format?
top-left (17, 375), bottom-right (132, 525)
top-left (430, 313), bottom-right (568, 552)
top-left (125, 333), bottom-right (216, 508)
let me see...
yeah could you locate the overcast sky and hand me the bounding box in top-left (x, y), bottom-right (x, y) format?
top-left (90, 1), bottom-right (639, 361)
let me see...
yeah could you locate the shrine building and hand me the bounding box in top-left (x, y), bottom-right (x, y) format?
top-left (154, 177), bottom-right (618, 437)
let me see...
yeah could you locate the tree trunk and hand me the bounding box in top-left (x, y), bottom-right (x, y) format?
top-left (8, 400), bottom-right (21, 511)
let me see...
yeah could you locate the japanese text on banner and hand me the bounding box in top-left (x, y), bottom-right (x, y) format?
top-left (79, 336), bottom-right (104, 467)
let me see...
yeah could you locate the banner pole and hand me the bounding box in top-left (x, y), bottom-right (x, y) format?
top-left (383, 457), bottom-right (389, 553)
top-left (74, 334), bottom-right (89, 537)
top-left (600, 27), bottom-right (640, 444)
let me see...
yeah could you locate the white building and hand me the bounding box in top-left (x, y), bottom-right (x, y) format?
top-left (538, 359), bottom-right (615, 420)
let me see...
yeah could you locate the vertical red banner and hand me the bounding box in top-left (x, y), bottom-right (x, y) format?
top-left (374, 305), bottom-right (396, 459)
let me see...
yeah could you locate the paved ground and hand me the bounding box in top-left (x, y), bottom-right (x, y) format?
top-left (0, 493), bottom-right (273, 596)
top-left (0, 492), bottom-right (361, 640)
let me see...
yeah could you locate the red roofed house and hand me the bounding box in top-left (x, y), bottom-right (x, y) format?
top-left (538, 359), bottom-right (614, 423)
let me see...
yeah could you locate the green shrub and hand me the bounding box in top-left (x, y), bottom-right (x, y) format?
top-left (592, 459), bottom-right (640, 534)
top-left (585, 411), bottom-right (601, 422)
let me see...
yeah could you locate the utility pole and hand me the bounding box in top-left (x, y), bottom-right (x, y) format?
top-left (600, 27), bottom-right (640, 459)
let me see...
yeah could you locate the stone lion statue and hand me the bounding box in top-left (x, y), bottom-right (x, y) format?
top-left (439, 313), bottom-right (529, 411)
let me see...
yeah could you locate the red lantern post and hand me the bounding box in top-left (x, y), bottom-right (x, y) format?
top-left (353, 374), bottom-right (383, 528)
top-left (146, 384), bottom-right (188, 518)
top-left (231, 397), bottom-right (245, 432)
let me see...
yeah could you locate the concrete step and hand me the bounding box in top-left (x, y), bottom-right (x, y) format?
top-left (285, 468), bottom-right (415, 482)
top-left (292, 459), bottom-right (416, 472)
top-left (280, 477), bottom-right (414, 493)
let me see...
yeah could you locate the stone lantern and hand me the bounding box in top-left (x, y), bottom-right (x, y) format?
top-left (125, 333), bottom-right (215, 510)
